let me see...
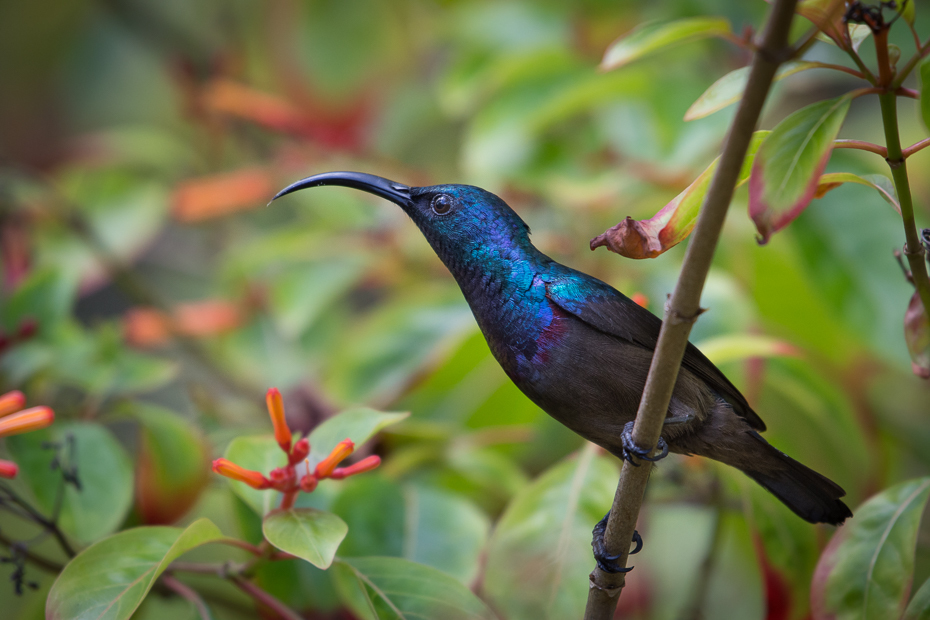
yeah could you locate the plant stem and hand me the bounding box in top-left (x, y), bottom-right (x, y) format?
top-left (582, 1), bottom-right (798, 618)
top-left (0, 531), bottom-right (64, 573)
top-left (230, 576), bottom-right (304, 620)
top-left (878, 90), bottom-right (930, 315)
top-left (213, 538), bottom-right (264, 556)
top-left (161, 574), bottom-right (213, 620)
top-left (874, 28), bottom-right (930, 318)
top-left (902, 137), bottom-right (930, 158)
top-left (833, 139), bottom-right (888, 157)
top-left (0, 482), bottom-right (76, 558)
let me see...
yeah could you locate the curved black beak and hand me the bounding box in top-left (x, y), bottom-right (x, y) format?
top-left (270, 171), bottom-right (412, 208)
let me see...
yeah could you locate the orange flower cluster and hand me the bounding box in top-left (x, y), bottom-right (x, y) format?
top-left (0, 390), bottom-right (55, 479)
top-left (212, 388), bottom-right (380, 507)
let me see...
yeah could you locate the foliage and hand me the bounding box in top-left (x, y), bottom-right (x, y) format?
top-left (0, 0), bottom-right (929, 619)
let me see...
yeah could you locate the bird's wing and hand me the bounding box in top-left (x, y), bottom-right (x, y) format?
top-left (544, 271), bottom-right (766, 431)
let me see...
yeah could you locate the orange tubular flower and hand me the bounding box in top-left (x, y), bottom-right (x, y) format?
top-left (0, 459), bottom-right (18, 479)
top-left (0, 391), bottom-right (26, 417)
top-left (266, 388), bottom-right (292, 452)
top-left (212, 458), bottom-right (270, 489)
top-left (212, 389), bottom-right (381, 506)
top-left (314, 439), bottom-right (354, 478)
top-left (330, 455), bottom-right (381, 480)
top-left (0, 406), bottom-right (54, 437)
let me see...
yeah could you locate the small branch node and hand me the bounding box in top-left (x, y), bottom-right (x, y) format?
top-left (669, 307), bottom-right (708, 325)
top-left (588, 573), bottom-right (623, 597)
top-left (886, 157), bottom-right (905, 169)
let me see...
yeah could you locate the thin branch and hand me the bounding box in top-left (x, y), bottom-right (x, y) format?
top-left (807, 62), bottom-right (866, 79)
top-left (903, 137), bottom-right (930, 159)
top-left (0, 531), bottom-right (64, 573)
top-left (212, 538), bottom-right (264, 556)
top-left (833, 139), bottom-right (888, 157)
top-left (230, 576), bottom-right (303, 620)
top-left (0, 483), bottom-right (75, 557)
top-left (161, 574), bottom-right (213, 620)
top-left (846, 45), bottom-right (879, 85)
top-left (583, 0), bottom-right (799, 617)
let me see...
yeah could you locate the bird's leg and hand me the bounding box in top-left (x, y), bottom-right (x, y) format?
top-left (620, 414), bottom-right (694, 466)
top-left (591, 511), bottom-right (643, 574)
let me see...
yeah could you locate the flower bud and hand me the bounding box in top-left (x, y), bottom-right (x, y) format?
top-left (212, 458), bottom-right (270, 489)
top-left (299, 474), bottom-right (318, 493)
top-left (0, 390), bottom-right (26, 418)
top-left (289, 437), bottom-right (310, 464)
top-left (0, 406), bottom-right (54, 437)
top-left (265, 388), bottom-right (292, 452)
top-left (330, 455), bottom-right (381, 480)
top-left (314, 439), bottom-right (354, 478)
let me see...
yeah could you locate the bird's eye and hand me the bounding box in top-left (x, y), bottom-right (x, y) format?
top-left (431, 194), bottom-right (454, 215)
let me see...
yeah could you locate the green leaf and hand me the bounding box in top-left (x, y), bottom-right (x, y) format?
top-left (306, 407), bottom-right (408, 471)
top-left (332, 476), bottom-right (491, 584)
top-left (816, 172), bottom-right (900, 214)
top-left (904, 576), bottom-right (930, 620)
top-left (749, 94), bottom-right (851, 243)
top-left (601, 18), bottom-right (731, 72)
top-left (818, 477), bottom-right (930, 620)
top-left (46, 518), bottom-right (223, 620)
top-left (694, 334), bottom-right (798, 365)
top-left (686, 61), bottom-right (822, 121)
top-left (482, 446), bottom-right (619, 620)
top-left (223, 435), bottom-right (284, 516)
top-left (134, 405), bottom-right (210, 525)
top-left (7, 422), bottom-right (133, 544)
top-left (897, 0), bottom-right (916, 25)
top-left (336, 556), bottom-right (498, 620)
top-left (591, 131), bottom-right (769, 259)
top-left (920, 58), bottom-right (930, 133)
top-left (263, 508), bottom-right (348, 569)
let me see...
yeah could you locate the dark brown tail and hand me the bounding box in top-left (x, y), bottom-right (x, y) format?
top-left (739, 431), bottom-right (852, 525)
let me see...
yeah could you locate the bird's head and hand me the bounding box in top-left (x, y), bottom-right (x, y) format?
top-left (271, 171), bottom-right (534, 269)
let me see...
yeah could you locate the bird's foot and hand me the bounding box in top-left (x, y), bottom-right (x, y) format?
top-left (591, 512), bottom-right (642, 574)
top-left (620, 421), bottom-right (669, 466)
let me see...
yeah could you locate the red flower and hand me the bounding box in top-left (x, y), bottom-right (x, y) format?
top-left (212, 388), bottom-right (381, 509)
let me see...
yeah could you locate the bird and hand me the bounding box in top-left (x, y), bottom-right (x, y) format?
top-left (272, 171), bottom-right (852, 569)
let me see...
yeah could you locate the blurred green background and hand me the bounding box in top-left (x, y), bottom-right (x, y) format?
top-left (1, 1), bottom-right (929, 619)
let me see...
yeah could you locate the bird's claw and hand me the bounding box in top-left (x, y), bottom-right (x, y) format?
top-left (591, 512), bottom-right (641, 574)
top-left (620, 421), bottom-right (669, 466)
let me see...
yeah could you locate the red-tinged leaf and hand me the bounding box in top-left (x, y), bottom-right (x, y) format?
top-left (749, 95), bottom-right (851, 244)
top-left (172, 167), bottom-right (274, 223)
top-left (905, 291), bottom-right (930, 379)
top-left (686, 62), bottom-right (827, 121)
top-left (134, 406), bottom-right (210, 525)
top-left (591, 131), bottom-right (769, 259)
top-left (812, 478), bottom-right (930, 620)
top-left (795, 0), bottom-right (848, 48)
top-left (600, 17), bottom-right (731, 72)
top-left (815, 172), bottom-right (900, 214)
